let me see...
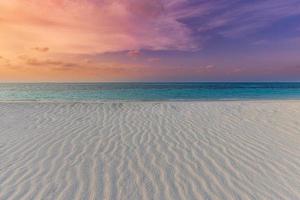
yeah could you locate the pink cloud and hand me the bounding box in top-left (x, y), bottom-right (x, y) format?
top-left (147, 58), bottom-right (161, 63)
top-left (0, 0), bottom-right (209, 55)
top-left (1, 0), bottom-right (299, 56)
top-left (127, 50), bottom-right (141, 57)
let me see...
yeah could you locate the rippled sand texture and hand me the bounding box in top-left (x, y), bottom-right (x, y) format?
top-left (0, 101), bottom-right (300, 200)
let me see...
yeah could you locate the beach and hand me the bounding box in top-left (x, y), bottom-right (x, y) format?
top-left (0, 101), bottom-right (299, 200)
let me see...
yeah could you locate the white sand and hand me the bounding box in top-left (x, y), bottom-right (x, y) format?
top-left (0, 101), bottom-right (300, 200)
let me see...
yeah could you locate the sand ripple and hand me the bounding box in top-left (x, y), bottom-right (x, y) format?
top-left (0, 101), bottom-right (300, 200)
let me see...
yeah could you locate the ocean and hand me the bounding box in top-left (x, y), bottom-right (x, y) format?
top-left (0, 82), bottom-right (300, 101)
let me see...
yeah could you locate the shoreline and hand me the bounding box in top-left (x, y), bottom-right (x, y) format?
top-left (1, 99), bottom-right (300, 104)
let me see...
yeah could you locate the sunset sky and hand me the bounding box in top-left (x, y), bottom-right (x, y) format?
top-left (1, 0), bottom-right (300, 82)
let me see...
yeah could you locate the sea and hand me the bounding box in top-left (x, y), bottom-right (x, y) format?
top-left (0, 82), bottom-right (300, 101)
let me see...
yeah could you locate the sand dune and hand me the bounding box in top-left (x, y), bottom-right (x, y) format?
top-left (0, 101), bottom-right (300, 200)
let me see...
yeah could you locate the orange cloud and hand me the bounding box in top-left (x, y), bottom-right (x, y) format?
top-left (0, 0), bottom-right (202, 57)
top-left (1, 51), bottom-right (220, 82)
top-left (0, 56), bottom-right (10, 66)
top-left (32, 47), bottom-right (49, 52)
top-left (127, 50), bottom-right (141, 57)
top-left (0, 0), bottom-right (216, 81)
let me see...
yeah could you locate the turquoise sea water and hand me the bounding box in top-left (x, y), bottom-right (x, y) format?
top-left (0, 83), bottom-right (300, 101)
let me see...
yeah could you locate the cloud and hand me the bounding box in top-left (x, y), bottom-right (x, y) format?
top-left (0, 55), bottom-right (10, 66)
top-left (10, 52), bottom-right (221, 80)
top-left (1, 0), bottom-right (300, 82)
top-left (1, 0), bottom-right (299, 56)
top-left (32, 47), bottom-right (49, 52)
top-left (17, 55), bottom-right (81, 70)
top-left (127, 50), bottom-right (141, 57)
top-left (26, 58), bottom-right (62, 66)
top-left (200, 0), bottom-right (300, 38)
top-left (252, 40), bottom-right (268, 46)
top-left (204, 65), bottom-right (215, 69)
top-left (3, 52), bottom-right (300, 81)
top-left (147, 57), bottom-right (161, 63)
top-left (0, 0), bottom-right (209, 55)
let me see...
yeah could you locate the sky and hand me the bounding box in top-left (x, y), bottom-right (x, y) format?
top-left (0, 0), bottom-right (300, 82)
